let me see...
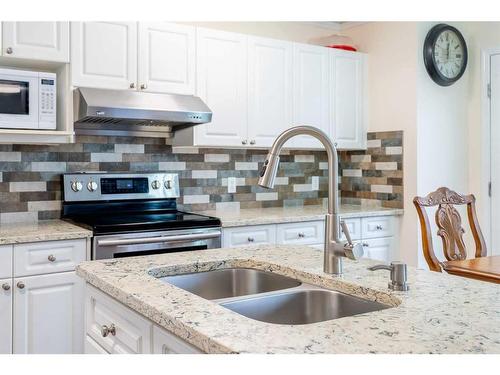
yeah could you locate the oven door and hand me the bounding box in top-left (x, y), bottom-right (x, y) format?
top-left (92, 227), bottom-right (222, 260)
top-left (0, 72), bottom-right (39, 129)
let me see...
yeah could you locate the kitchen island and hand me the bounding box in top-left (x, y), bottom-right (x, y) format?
top-left (76, 245), bottom-right (500, 354)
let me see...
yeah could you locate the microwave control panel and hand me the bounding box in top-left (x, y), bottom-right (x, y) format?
top-left (38, 72), bottom-right (57, 130)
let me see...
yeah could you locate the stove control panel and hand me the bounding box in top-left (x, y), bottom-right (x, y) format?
top-left (63, 173), bottom-right (180, 202)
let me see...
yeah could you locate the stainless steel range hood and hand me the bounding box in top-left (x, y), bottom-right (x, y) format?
top-left (73, 87), bottom-right (212, 138)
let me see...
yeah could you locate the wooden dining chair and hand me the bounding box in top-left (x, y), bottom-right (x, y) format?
top-left (413, 187), bottom-right (487, 272)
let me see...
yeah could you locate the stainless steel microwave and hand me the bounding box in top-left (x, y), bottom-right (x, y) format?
top-left (0, 68), bottom-right (56, 130)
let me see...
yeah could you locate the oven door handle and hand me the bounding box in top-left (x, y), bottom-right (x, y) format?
top-left (96, 231), bottom-right (221, 247)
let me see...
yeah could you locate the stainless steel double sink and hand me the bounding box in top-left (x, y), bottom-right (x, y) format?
top-left (158, 268), bottom-right (391, 325)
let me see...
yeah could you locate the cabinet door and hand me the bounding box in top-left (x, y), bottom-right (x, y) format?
top-left (248, 36), bottom-right (293, 147)
top-left (195, 28), bottom-right (248, 146)
top-left (0, 278), bottom-right (12, 354)
top-left (13, 272), bottom-right (84, 354)
top-left (330, 50), bottom-right (367, 149)
top-left (152, 325), bottom-right (202, 354)
top-left (138, 22), bottom-right (195, 95)
top-left (362, 237), bottom-right (394, 263)
top-left (292, 43), bottom-right (330, 149)
top-left (71, 22), bottom-right (137, 90)
top-left (2, 22), bottom-right (69, 62)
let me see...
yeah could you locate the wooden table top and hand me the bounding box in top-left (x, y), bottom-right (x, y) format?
top-left (443, 256), bottom-right (500, 284)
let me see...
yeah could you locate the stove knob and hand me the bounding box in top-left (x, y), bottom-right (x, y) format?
top-left (71, 181), bottom-right (83, 192)
top-left (87, 181), bottom-right (98, 192)
top-left (164, 180), bottom-right (172, 189)
top-left (151, 180), bottom-right (161, 190)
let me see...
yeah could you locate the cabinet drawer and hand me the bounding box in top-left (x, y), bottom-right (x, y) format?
top-left (153, 325), bottom-right (202, 354)
top-left (361, 237), bottom-right (394, 263)
top-left (14, 239), bottom-right (86, 277)
top-left (223, 225), bottom-right (276, 247)
top-left (85, 335), bottom-right (109, 354)
top-left (361, 216), bottom-right (394, 239)
top-left (277, 221), bottom-right (324, 245)
top-left (0, 245), bottom-right (13, 279)
top-left (338, 218), bottom-right (361, 241)
top-left (86, 285), bottom-right (152, 354)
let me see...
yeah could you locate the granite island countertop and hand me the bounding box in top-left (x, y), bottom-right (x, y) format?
top-left (196, 204), bottom-right (404, 227)
top-left (76, 245), bottom-right (500, 354)
top-left (0, 219), bottom-right (92, 245)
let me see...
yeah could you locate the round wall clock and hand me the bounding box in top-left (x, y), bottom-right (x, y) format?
top-left (423, 23), bottom-right (468, 86)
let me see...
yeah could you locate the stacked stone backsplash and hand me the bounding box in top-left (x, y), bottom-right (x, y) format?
top-left (0, 131), bottom-right (403, 223)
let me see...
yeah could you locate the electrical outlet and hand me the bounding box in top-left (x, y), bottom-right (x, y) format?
top-left (227, 177), bottom-right (237, 193)
top-left (312, 176), bottom-right (319, 191)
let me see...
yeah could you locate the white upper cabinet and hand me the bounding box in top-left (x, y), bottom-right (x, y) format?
top-left (193, 28), bottom-right (248, 146)
top-left (330, 50), bottom-right (367, 150)
top-left (71, 22), bottom-right (138, 90)
top-left (248, 36), bottom-right (293, 147)
top-left (138, 22), bottom-right (195, 95)
top-left (2, 22), bottom-right (70, 62)
top-left (292, 43), bottom-right (330, 149)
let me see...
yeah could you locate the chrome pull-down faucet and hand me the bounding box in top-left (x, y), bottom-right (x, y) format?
top-left (258, 125), bottom-right (363, 275)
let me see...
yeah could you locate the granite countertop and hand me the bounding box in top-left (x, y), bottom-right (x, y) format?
top-left (77, 245), bottom-right (500, 354)
top-left (197, 205), bottom-right (404, 227)
top-left (0, 219), bottom-right (92, 245)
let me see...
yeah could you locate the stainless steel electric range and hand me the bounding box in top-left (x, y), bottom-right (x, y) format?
top-left (62, 172), bottom-right (221, 260)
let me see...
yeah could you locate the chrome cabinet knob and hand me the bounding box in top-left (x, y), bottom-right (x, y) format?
top-left (6, 47), bottom-right (13, 54)
top-left (247, 237), bottom-right (254, 242)
top-left (129, 82), bottom-right (136, 89)
top-left (71, 180), bottom-right (83, 192)
top-left (2, 283), bottom-right (10, 291)
top-left (298, 232), bottom-right (305, 238)
top-left (140, 84), bottom-right (147, 90)
top-left (101, 324), bottom-right (116, 337)
top-left (87, 181), bottom-right (98, 192)
top-left (241, 140), bottom-right (248, 145)
top-left (362, 242), bottom-right (369, 247)
top-left (250, 140), bottom-right (256, 145)
top-left (48, 254), bottom-right (56, 262)
top-left (376, 225), bottom-right (383, 230)
top-left (17, 281), bottom-right (25, 289)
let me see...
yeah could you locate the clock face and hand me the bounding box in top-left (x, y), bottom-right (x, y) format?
top-left (433, 30), bottom-right (465, 79)
top-left (423, 24), bottom-right (468, 86)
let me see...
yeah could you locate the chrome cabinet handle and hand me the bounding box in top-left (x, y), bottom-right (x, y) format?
top-left (250, 140), bottom-right (256, 145)
top-left (101, 324), bottom-right (116, 337)
top-left (247, 237), bottom-right (255, 242)
top-left (375, 225), bottom-right (383, 230)
top-left (48, 254), bottom-right (56, 262)
top-left (298, 232), bottom-right (305, 238)
top-left (241, 140), bottom-right (248, 145)
top-left (1, 283), bottom-right (10, 291)
top-left (140, 84), bottom-right (147, 90)
top-left (6, 47), bottom-right (13, 54)
top-left (129, 82), bottom-right (136, 89)
top-left (17, 281), bottom-right (25, 289)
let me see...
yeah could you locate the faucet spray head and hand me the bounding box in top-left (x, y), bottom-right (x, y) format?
top-left (258, 153), bottom-right (280, 189)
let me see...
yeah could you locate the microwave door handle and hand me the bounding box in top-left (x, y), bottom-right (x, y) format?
top-left (96, 231), bottom-right (221, 247)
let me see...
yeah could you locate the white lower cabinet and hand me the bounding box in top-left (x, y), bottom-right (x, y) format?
top-left (0, 278), bottom-right (12, 354)
top-left (222, 215), bottom-right (397, 263)
top-left (223, 224), bottom-right (276, 247)
top-left (13, 271), bottom-right (84, 354)
top-left (361, 237), bottom-right (394, 263)
top-left (85, 284), bottom-right (202, 354)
